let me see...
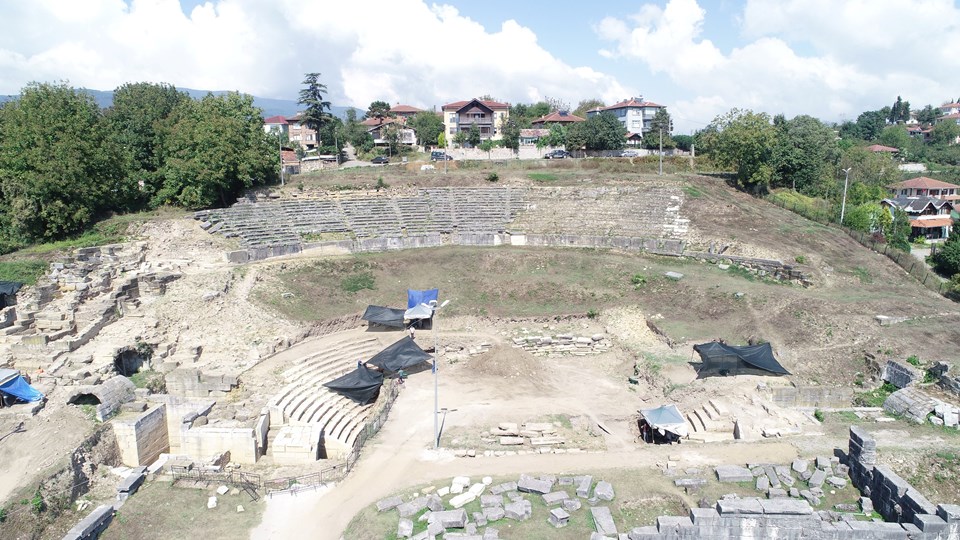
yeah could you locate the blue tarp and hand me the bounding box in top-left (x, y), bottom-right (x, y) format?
top-left (407, 289), bottom-right (439, 309)
top-left (0, 373), bottom-right (44, 403)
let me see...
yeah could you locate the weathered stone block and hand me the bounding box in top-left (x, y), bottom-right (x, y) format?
top-left (715, 465), bottom-right (753, 483)
top-left (376, 496), bottom-right (403, 512)
top-left (430, 508), bottom-right (467, 529)
top-left (590, 506), bottom-right (618, 535)
top-left (517, 474), bottom-right (553, 495)
top-left (593, 480), bottom-right (615, 501)
top-left (548, 508), bottom-right (570, 528)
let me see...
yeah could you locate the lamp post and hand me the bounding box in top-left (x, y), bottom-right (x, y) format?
top-left (658, 127), bottom-right (663, 176)
top-left (840, 167), bottom-right (852, 225)
top-left (431, 299), bottom-right (450, 449)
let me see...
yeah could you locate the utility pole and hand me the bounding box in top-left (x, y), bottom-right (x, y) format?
top-left (278, 135), bottom-right (284, 186)
top-left (840, 168), bottom-right (852, 225)
top-left (690, 132), bottom-right (695, 170)
top-left (658, 127), bottom-right (663, 176)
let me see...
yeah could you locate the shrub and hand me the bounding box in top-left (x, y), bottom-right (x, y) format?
top-left (630, 274), bottom-right (647, 288)
top-left (486, 172), bottom-right (499, 182)
top-left (586, 308), bottom-right (599, 319)
top-left (794, 255), bottom-right (806, 264)
top-left (814, 409), bottom-right (825, 422)
top-left (376, 177), bottom-right (388, 190)
top-left (906, 355), bottom-right (921, 367)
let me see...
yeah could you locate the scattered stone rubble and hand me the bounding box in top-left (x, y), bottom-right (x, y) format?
top-left (511, 332), bottom-right (612, 357)
top-left (379, 473), bottom-right (620, 540)
top-left (884, 387), bottom-right (960, 427)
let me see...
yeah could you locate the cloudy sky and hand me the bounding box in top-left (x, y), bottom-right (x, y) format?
top-left (2, 0), bottom-right (959, 132)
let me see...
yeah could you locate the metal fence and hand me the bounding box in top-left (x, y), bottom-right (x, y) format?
top-left (846, 230), bottom-right (950, 294)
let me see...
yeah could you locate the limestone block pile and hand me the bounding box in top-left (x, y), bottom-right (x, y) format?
top-left (883, 387), bottom-right (949, 424)
top-left (511, 332), bottom-right (612, 357)
top-left (490, 422), bottom-right (565, 449)
top-left (379, 473), bottom-right (617, 539)
top-left (714, 455), bottom-right (851, 508)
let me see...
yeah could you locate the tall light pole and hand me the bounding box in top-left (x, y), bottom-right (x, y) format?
top-left (840, 167), bottom-right (852, 225)
top-left (431, 299), bottom-right (450, 449)
top-left (658, 127), bottom-right (663, 176)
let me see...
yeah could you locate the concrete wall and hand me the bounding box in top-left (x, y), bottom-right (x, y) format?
top-left (180, 426), bottom-right (258, 464)
top-left (113, 404), bottom-right (169, 466)
top-left (772, 386), bottom-right (854, 408)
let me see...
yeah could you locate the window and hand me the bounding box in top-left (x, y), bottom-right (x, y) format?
top-left (631, 120), bottom-right (641, 128)
top-left (449, 127), bottom-right (455, 134)
top-left (449, 114), bottom-right (456, 122)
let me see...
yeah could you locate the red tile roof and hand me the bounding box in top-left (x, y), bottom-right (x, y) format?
top-left (263, 115), bottom-right (288, 125)
top-left (941, 113), bottom-right (960, 119)
top-left (600, 98), bottom-right (664, 111)
top-left (389, 104), bottom-right (423, 114)
top-left (441, 98), bottom-right (510, 111)
top-left (866, 144), bottom-right (899, 152)
top-left (889, 176), bottom-right (960, 190)
top-left (940, 102), bottom-right (960, 109)
top-left (520, 129), bottom-right (550, 137)
top-left (532, 111), bottom-right (585, 124)
top-left (910, 217), bottom-right (953, 228)
top-left (360, 117), bottom-right (406, 127)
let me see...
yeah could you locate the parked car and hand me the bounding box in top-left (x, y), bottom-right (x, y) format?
top-left (371, 156), bottom-right (389, 164)
top-left (619, 150), bottom-right (639, 157)
top-left (431, 151), bottom-right (454, 161)
top-left (544, 150), bottom-right (571, 159)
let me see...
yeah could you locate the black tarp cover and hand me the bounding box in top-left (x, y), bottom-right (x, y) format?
top-left (323, 365), bottom-right (384, 404)
top-left (693, 342), bottom-right (790, 376)
top-left (0, 281), bottom-right (23, 309)
top-left (367, 336), bottom-right (433, 373)
top-left (361, 305), bottom-right (406, 328)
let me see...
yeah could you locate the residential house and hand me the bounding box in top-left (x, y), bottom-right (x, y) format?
top-left (586, 97), bottom-right (665, 143)
top-left (389, 104), bottom-right (424, 119)
top-left (530, 110), bottom-right (585, 129)
top-left (287, 113), bottom-right (319, 151)
top-left (866, 144), bottom-right (899, 153)
top-left (263, 115), bottom-right (289, 136)
top-left (939, 102), bottom-right (960, 116)
top-left (519, 128), bottom-right (549, 146)
top-left (280, 147), bottom-right (300, 175)
top-left (906, 125), bottom-right (932, 142)
top-left (441, 98), bottom-right (510, 143)
top-left (887, 177), bottom-right (960, 201)
top-left (362, 117), bottom-right (416, 146)
top-left (881, 196), bottom-right (955, 240)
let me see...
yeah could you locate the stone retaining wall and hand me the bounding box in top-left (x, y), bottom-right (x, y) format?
top-left (883, 360), bottom-right (922, 389)
top-left (113, 404), bottom-right (169, 467)
top-left (771, 386), bottom-right (854, 408)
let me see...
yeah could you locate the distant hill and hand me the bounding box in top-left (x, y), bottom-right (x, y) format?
top-left (0, 87), bottom-right (353, 119)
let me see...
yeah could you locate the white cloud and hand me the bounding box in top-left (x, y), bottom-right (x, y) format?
top-left (597, 0), bottom-right (960, 131)
top-left (0, 0), bottom-right (629, 111)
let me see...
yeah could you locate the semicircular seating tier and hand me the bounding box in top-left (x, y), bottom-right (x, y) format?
top-left (194, 185), bottom-right (689, 254)
top-left (266, 335), bottom-right (384, 457)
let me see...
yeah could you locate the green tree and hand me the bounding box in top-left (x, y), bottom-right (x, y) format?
top-left (478, 138), bottom-right (494, 159)
top-left (915, 105), bottom-right (939, 125)
top-left (889, 96), bottom-right (910, 124)
top-left (932, 240), bottom-right (960, 277)
top-left (879, 125), bottom-right (911, 150)
top-left (838, 146), bottom-right (900, 189)
top-left (931, 121), bottom-right (960, 146)
top-left (855, 109), bottom-right (889, 141)
top-left (366, 100), bottom-right (392, 122)
top-left (409, 111), bottom-right (443, 147)
top-left (643, 108), bottom-right (675, 150)
top-left (467, 124), bottom-right (482, 147)
top-left (437, 132), bottom-right (446, 149)
top-left (673, 134), bottom-right (694, 151)
top-left (771, 114), bottom-right (837, 194)
top-left (499, 117), bottom-right (521, 153)
top-left (573, 98), bottom-right (605, 118)
top-left (570, 112), bottom-right (626, 151)
top-left (155, 92), bottom-right (276, 209)
top-left (843, 202), bottom-right (885, 232)
top-left (297, 73), bottom-right (332, 137)
top-left (545, 124), bottom-right (566, 148)
top-left (700, 109), bottom-right (776, 191)
top-left (107, 82), bottom-right (189, 204)
top-left (0, 82), bottom-right (127, 242)
top-left (453, 130), bottom-right (467, 148)
top-left (887, 207), bottom-right (912, 251)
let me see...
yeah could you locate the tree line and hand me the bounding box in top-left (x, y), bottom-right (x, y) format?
top-left (0, 81), bottom-right (277, 251)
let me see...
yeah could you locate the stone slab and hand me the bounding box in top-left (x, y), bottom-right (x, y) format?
top-left (715, 465), bottom-right (753, 483)
top-left (590, 506), bottom-right (618, 535)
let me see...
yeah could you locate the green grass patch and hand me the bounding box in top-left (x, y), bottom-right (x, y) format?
top-left (854, 382), bottom-right (897, 407)
top-left (851, 266), bottom-right (873, 284)
top-left (528, 172), bottom-right (558, 182)
top-left (725, 265), bottom-right (756, 281)
top-left (0, 259), bottom-right (48, 285)
top-left (682, 184), bottom-right (705, 198)
top-left (341, 272), bottom-right (376, 293)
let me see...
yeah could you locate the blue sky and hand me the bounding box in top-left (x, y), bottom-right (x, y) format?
top-left (3, 0), bottom-right (960, 132)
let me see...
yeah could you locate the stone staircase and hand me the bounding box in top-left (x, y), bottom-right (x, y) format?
top-left (685, 399), bottom-right (736, 442)
top-left (266, 335), bottom-right (384, 458)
